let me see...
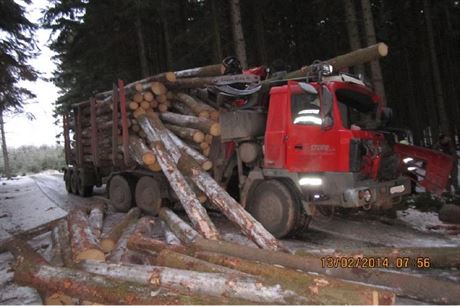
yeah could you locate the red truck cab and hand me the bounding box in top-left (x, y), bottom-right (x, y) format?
top-left (239, 75), bottom-right (411, 237)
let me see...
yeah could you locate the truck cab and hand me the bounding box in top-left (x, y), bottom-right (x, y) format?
top-left (236, 74), bottom-right (411, 237)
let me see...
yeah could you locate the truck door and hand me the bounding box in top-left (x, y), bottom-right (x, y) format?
top-left (285, 83), bottom-right (340, 172)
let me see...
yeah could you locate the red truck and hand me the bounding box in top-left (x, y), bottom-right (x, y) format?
top-left (63, 65), bottom-right (453, 238)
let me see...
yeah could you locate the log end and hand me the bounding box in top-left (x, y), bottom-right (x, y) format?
top-left (100, 239), bottom-right (116, 253)
top-left (133, 108), bottom-right (146, 119)
top-left (377, 42), bottom-right (388, 57)
top-left (165, 72), bottom-right (176, 82)
top-left (193, 132), bottom-right (205, 143)
top-left (198, 111), bottom-right (210, 119)
top-left (210, 123), bottom-right (221, 136)
top-left (45, 293), bottom-right (74, 305)
top-left (142, 153), bottom-right (156, 165)
top-left (76, 249), bottom-right (106, 262)
top-left (201, 160), bottom-right (213, 171)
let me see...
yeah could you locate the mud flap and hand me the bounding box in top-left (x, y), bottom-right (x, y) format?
top-left (393, 143), bottom-right (454, 195)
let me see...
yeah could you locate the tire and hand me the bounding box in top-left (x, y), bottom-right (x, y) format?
top-left (64, 169), bottom-right (72, 193)
top-left (77, 172), bottom-right (93, 197)
top-left (135, 176), bottom-right (162, 215)
top-left (247, 180), bottom-right (300, 238)
top-left (70, 170), bottom-right (79, 194)
top-left (108, 175), bottom-right (134, 212)
top-left (439, 204), bottom-right (460, 224)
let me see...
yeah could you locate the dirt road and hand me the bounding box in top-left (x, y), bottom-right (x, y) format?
top-left (1, 172), bottom-right (459, 304)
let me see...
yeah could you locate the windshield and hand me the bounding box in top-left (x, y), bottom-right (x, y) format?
top-left (336, 89), bottom-right (377, 129)
top-left (291, 92), bottom-right (322, 125)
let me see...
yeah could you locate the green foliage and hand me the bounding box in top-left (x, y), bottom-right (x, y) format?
top-left (0, 145), bottom-right (66, 176)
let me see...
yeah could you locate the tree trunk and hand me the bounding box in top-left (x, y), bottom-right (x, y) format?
top-left (252, 0), bottom-right (267, 64)
top-left (166, 129), bottom-right (213, 170)
top-left (78, 260), bottom-right (306, 304)
top-left (229, 0), bottom-right (248, 68)
top-left (343, 0), bottom-right (364, 75)
top-left (165, 124), bottom-right (205, 144)
top-left (135, 2), bottom-right (149, 78)
top-left (88, 203), bottom-right (105, 238)
top-left (283, 43), bottom-right (388, 80)
top-left (160, 220), bottom-right (181, 245)
top-left (174, 92), bottom-right (218, 119)
top-left (175, 64), bottom-right (225, 79)
top-left (160, 112), bottom-right (220, 136)
top-left (210, 0), bottom-right (223, 62)
top-left (360, 0), bottom-right (387, 106)
top-left (195, 251), bottom-right (395, 305)
top-left (170, 99), bottom-right (195, 116)
top-left (192, 238), bottom-right (460, 304)
top-left (127, 135), bottom-right (156, 166)
top-left (67, 209), bottom-right (105, 262)
top-left (0, 110), bottom-right (11, 179)
top-left (107, 223), bottom-right (137, 263)
top-left (101, 207), bottom-right (141, 253)
top-left (159, 208), bottom-right (201, 244)
top-left (54, 220), bottom-right (74, 268)
top-left (135, 113), bottom-right (220, 240)
top-left (159, 0), bottom-right (173, 70)
top-left (127, 233), bottom-right (190, 255)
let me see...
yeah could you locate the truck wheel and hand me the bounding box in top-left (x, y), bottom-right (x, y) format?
top-left (135, 176), bottom-right (162, 216)
top-left (77, 174), bottom-right (93, 197)
top-left (108, 175), bottom-right (134, 212)
top-left (247, 180), bottom-right (299, 238)
top-left (64, 169), bottom-right (72, 193)
top-left (70, 171), bottom-right (79, 194)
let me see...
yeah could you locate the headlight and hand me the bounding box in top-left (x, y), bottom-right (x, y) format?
top-left (403, 157), bottom-right (413, 164)
top-left (299, 177), bottom-right (323, 186)
top-left (407, 166), bottom-right (417, 171)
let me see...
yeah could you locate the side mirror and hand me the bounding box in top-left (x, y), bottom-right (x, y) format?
top-left (321, 86), bottom-right (334, 130)
top-left (381, 107), bottom-right (393, 126)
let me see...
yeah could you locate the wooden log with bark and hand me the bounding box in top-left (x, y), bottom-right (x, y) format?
top-left (174, 63), bottom-right (225, 79)
top-left (79, 260), bottom-right (307, 304)
top-left (88, 203), bottom-right (105, 238)
top-left (170, 99), bottom-right (195, 116)
top-left (195, 251), bottom-right (395, 305)
top-left (100, 207), bottom-right (141, 253)
top-left (107, 223), bottom-right (137, 263)
top-left (67, 209), bottom-right (105, 262)
top-left (160, 112), bottom-right (221, 136)
top-left (166, 129), bottom-right (213, 170)
top-left (161, 220), bottom-right (182, 245)
top-left (283, 43), bottom-right (388, 79)
top-left (165, 123), bottom-right (205, 144)
top-left (54, 220), bottom-right (74, 268)
top-left (135, 111), bottom-right (220, 240)
top-left (158, 208), bottom-right (201, 244)
top-left (127, 135), bottom-right (156, 166)
top-left (174, 92), bottom-right (218, 119)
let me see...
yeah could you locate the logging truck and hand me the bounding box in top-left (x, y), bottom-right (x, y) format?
top-left (62, 46), bottom-right (453, 238)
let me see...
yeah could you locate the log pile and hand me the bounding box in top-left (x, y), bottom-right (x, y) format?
top-left (6, 207), bottom-right (460, 305)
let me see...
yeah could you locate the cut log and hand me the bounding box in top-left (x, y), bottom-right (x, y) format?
top-left (79, 260), bottom-right (307, 304)
top-left (54, 220), bottom-right (74, 268)
top-left (160, 112), bottom-right (221, 136)
top-left (283, 42), bottom-right (388, 79)
top-left (166, 130), bottom-right (213, 170)
top-left (195, 251), bottom-right (395, 305)
top-left (151, 82), bottom-right (168, 95)
top-left (127, 135), bottom-right (156, 166)
top-left (128, 101), bottom-right (139, 110)
top-left (174, 64), bottom-right (225, 78)
top-left (88, 203), bottom-right (105, 238)
top-left (143, 113), bottom-right (280, 250)
top-left (161, 220), bottom-right (181, 245)
top-left (100, 207), bottom-right (141, 253)
top-left (158, 103), bottom-right (169, 113)
top-left (159, 208), bottom-right (201, 244)
top-left (199, 141), bottom-right (209, 150)
top-left (149, 99), bottom-right (158, 109)
top-left (295, 246), bottom-right (460, 269)
top-left (15, 262), bottom-right (214, 305)
top-left (157, 94), bottom-right (168, 103)
top-left (133, 216), bottom-right (155, 237)
top-left (140, 101), bottom-right (151, 110)
top-left (127, 234), bottom-right (190, 256)
top-left (152, 249), bottom-right (248, 276)
top-left (191, 238), bottom-right (460, 304)
top-left (174, 92), bottom-right (216, 118)
top-left (136, 113), bottom-right (220, 240)
top-left (143, 91), bottom-right (154, 102)
top-left (170, 100), bottom-right (195, 116)
top-left (132, 93), bottom-right (144, 103)
top-left (165, 74), bottom-right (259, 89)
top-left (165, 123), bottom-right (205, 143)
top-left (67, 209), bottom-right (105, 262)
top-left (50, 222), bottom-right (64, 267)
top-left (107, 223), bottom-right (136, 263)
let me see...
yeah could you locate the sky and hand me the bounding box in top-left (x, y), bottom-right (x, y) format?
top-left (4, 0), bottom-right (60, 148)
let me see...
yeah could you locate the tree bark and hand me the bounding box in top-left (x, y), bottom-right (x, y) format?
top-left (174, 92), bottom-right (218, 119)
top-left (101, 207), bottom-right (141, 253)
top-left (107, 223), bottom-right (137, 263)
top-left (165, 124), bottom-right (205, 144)
top-left (54, 220), bottom-right (74, 268)
top-left (196, 251), bottom-right (395, 305)
top-left (159, 207), bottom-right (201, 244)
top-left (0, 110), bottom-right (11, 179)
top-left (127, 234), bottom-right (190, 256)
top-left (135, 113), bottom-right (220, 240)
top-left (166, 130), bottom-right (213, 170)
top-left (160, 112), bottom-right (221, 136)
top-left (192, 238), bottom-right (460, 304)
top-left (175, 64), bottom-right (225, 79)
top-left (360, 0), bottom-right (387, 106)
top-left (127, 135), bottom-right (156, 166)
top-left (343, 0), bottom-right (364, 75)
top-left (161, 220), bottom-right (182, 245)
top-left (229, 0), bottom-right (248, 68)
top-left (67, 209), bottom-right (105, 262)
top-left (79, 260), bottom-right (306, 304)
top-left (88, 203), bottom-right (105, 238)
top-left (283, 43), bottom-right (388, 79)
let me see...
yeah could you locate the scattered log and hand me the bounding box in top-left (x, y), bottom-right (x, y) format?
top-left (191, 238), bottom-right (460, 304)
top-left (67, 209), bottom-right (105, 262)
top-left (88, 203), bottom-right (105, 238)
top-left (107, 223), bottom-right (137, 263)
top-left (158, 208), bottom-right (201, 244)
top-left (133, 216), bottom-right (156, 237)
top-left (195, 251), bottom-right (395, 305)
top-left (101, 207), bottom-right (141, 253)
top-left (127, 234), bottom-right (190, 256)
top-left (174, 63), bottom-right (225, 78)
top-left (50, 223), bottom-right (64, 267)
top-left (283, 43), bottom-right (388, 79)
top-left (161, 220), bottom-right (182, 245)
top-left (165, 123), bottom-right (205, 143)
top-left (160, 112), bottom-right (221, 136)
top-left (79, 260), bottom-right (307, 304)
top-left (174, 92), bottom-right (217, 119)
top-left (54, 220), bottom-right (74, 268)
top-left (295, 246), bottom-right (460, 269)
top-left (136, 112), bottom-right (220, 240)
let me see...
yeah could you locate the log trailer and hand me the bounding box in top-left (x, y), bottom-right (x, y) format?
top-left (62, 49), bottom-right (453, 238)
